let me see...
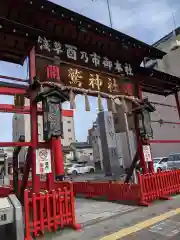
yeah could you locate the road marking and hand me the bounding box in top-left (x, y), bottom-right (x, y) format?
top-left (100, 208), bottom-right (180, 240)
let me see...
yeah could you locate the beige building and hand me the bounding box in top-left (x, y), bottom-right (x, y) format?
top-left (12, 98), bottom-right (76, 161)
top-left (142, 27), bottom-right (180, 157)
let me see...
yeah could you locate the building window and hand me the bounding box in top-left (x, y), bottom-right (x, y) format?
top-left (68, 129), bottom-right (71, 132)
top-left (67, 120), bottom-right (71, 124)
top-left (69, 138), bottom-right (72, 141)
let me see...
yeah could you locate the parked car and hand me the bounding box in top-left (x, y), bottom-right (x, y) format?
top-left (167, 153), bottom-right (180, 170)
top-left (153, 157), bottom-right (168, 172)
top-left (67, 163), bottom-right (95, 175)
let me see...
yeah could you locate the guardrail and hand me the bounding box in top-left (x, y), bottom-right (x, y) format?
top-left (73, 170), bottom-right (180, 205)
top-left (24, 182), bottom-right (80, 240)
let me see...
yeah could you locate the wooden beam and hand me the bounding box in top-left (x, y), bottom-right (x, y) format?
top-left (0, 142), bottom-right (31, 147)
top-left (0, 87), bottom-right (26, 95)
top-left (0, 75), bottom-right (28, 83)
top-left (0, 104), bottom-right (74, 116)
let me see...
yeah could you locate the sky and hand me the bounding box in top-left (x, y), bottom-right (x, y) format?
top-left (0, 0), bottom-right (180, 142)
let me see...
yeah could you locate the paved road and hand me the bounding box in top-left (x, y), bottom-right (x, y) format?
top-left (43, 195), bottom-right (180, 240)
top-left (102, 207), bottom-right (180, 240)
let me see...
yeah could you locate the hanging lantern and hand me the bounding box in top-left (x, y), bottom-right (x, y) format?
top-left (136, 99), bottom-right (155, 139)
top-left (34, 86), bottom-right (68, 141)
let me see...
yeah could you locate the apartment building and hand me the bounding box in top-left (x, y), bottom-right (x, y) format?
top-left (12, 98), bottom-right (76, 161)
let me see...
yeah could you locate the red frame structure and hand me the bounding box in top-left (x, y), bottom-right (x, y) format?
top-left (1, 0), bottom-right (180, 193)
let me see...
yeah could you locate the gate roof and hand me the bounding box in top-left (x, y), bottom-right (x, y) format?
top-left (0, 0), bottom-right (180, 96)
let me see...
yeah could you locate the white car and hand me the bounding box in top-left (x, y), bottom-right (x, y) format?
top-left (67, 164), bottom-right (95, 175)
top-left (153, 157), bottom-right (168, 172)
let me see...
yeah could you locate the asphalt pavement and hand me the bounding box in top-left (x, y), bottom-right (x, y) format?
top-left (69, 172), bottom-right (126, 182)
top-left (42, 194), bottom-right (180, 240)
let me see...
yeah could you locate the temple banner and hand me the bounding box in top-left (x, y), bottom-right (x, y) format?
top-left (36, 36), bottom-right (135, 77)
top-left (36, 56), bottom-right (135, 97)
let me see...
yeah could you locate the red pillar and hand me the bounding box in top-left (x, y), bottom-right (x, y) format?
top-left (135, 84), bottom-right (148, 173)
top-left (29, 47), bottom-right (40, 193)
top-left (175, 92), bottom-right (180, 119)
top-left (46, 145), bottom-right (54, 191)
top-left (137, 84), bottom-right (154, 173)
top-left (51, 137), bottom-right (64, 177)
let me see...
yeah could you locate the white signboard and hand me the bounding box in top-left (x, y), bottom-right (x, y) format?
top-left (143, 145), bottom-right (152, 162)
top-left (36, 148), bottom-right (52, 174)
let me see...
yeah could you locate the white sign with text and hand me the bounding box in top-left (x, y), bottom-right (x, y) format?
top-left (36, 148), bottom-right (52, 174)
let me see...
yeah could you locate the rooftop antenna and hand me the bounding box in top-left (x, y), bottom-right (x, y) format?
top-left (170, 12), bottom-right (180, 51)
top-left (92, 0), bottom-right (112, 28)
top-left (106, 0), bottom-right (113, 28)
top-left (172, 12), bottom-right (177, 40)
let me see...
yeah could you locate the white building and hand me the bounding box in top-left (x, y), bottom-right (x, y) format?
top-left (12, 98), bottom-right (76, 162)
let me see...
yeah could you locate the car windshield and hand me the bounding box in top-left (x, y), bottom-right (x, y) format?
top-left (72, 164), bottom-right (83, 168)
top-left (153, 158), bottom-right (161, 164)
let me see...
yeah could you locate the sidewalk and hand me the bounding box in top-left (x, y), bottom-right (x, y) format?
top-left (42, 195), bottom-right (180, 240)
top-left (75, 198), bottom-right (137, 227)
top-left (42, 197), bottom-right (138, 239)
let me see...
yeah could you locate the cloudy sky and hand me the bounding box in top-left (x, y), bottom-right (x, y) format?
top-left (0, 0), bottom-right (180, 142)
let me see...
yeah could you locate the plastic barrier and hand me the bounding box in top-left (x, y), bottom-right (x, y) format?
top-left (24, 183), bottom-right (80, 240)
top-left (9, 179), bottom-right (71, 192)
top-left (0, 186), bottom-right (13, 197)
top-left (73, 170), bottom-right (180, 206)
top-left (108, 182), bottom-right (140, 202)
top-left (73, 181), bottom-right (140, 203)
top-left (75, 182), bottom-right (110, 198)
top-left (137, 170), bottom-right (180, 205)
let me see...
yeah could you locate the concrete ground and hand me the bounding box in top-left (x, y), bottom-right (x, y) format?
top-left (75, 198), bottom-right (137, 227)
top-left (42, 195), bottom-right (180, 240)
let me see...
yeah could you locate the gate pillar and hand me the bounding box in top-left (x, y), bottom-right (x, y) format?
top-left (29, 47), bottom-right (40, 193)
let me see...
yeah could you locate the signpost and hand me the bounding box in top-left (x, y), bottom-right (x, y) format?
top-left (143, 145), bottom-right (152, 162)
top-left (36, 149), bottom-right (52, 174)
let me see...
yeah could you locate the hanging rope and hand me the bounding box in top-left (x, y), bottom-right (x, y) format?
top-left (33, 80), bottom-right (141, 106)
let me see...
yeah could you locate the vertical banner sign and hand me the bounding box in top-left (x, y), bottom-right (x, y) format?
top-left (142, 145), bottom-right (152, 162)
top-left (36, 148), bottom-right (52, 174)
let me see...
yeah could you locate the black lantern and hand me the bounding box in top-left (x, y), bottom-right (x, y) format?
top-left (136, 98), bottom-right (155, 139)
top-left (35, 87), bottom-right (69, 141)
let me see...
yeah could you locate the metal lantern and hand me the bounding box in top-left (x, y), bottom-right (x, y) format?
top-left (35, 85), bottom-right (69, 141)
top-left (136, 98), bottom-right (155, 139)
top-left (42, 95), bottom-right (63, 141)
top-left (137, 108), bottom-right (153, 139)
